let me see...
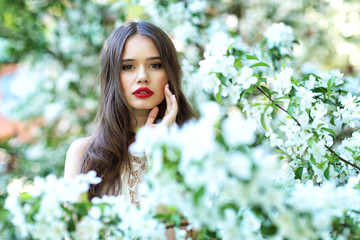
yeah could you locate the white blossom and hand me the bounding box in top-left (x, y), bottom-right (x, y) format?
top-left (227, 84), bottom-right (242, 104)
top-left (173, 21), bottom-right (198, 44)
top-left (305, 74), bottom-right (318, 89)
top-left (221, 108), bottom-right (257, 147)
top-left (187, 0), bottom-right (207, 13)
top-left (272, 67), bottom-right (294, 95)
top-left (321, 69), bottom-right (344, 87)
top-left (204, 32), bottom-right (234, 58)
top-left (309, 140), bottom-right (327, 163)
top-left (295, 86), bottom-right (316, 111)
top-left (264, 22), bottom-right (295, 54)
top-left (74, 216), bottom-right (103, 240)
top-left (227, 152), bottom-right (252, 180)
top-left (235, 66), bottom-right (258, 89)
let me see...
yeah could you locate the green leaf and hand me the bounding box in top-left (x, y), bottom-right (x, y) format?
top-left (261, 112), bottom-right (267, 131)
top-left (19, 192), bottom-right (32, 201)
top-left (74, 201), bottom-right (91, 218)
top-left (295, 167), bottom-right (303, 180)
top-left (345, 146), bottom-right (355, 154)
top-left (307, 137), bottom-right (315, 147)
top-left (62, 206), bottom-right (73, 217)
top-left (274, 149), bottom-right (283, 154)
top-left (239, 90), bottom-right (247, 103)
top-left (68, 218), bottom-right (76, 232)
top-left (260, 85), bottom-right (272, 98)
top-left (289, 87), bottom-right (296, 97)
top-left (324, 165), bottom-right (330, 180)
top-left (170, 214), bottom-right (181, 227)
top-left (313, 87), bottom-right (327, 94)
top-left (245, 54), bottom-right (259, 60)
top-left (245, 84), bottom-right (256, 94)
top-left (154, 213), bottom-right (171, 220)
top-left (325, 99), bottom-right (335, 106)
top-left (272, 101), bottom-right (283, 105)
top-left (251, 103), bottom-right (262, 107)
top-left (165, 206), bottom-right (178, 213)
top-left (80, 192), bottom-right (89, 203)
top-left (259, 77), bottom-right (267, 84)
top-left (287, 103), bottom-right (296, 116)
top-left (193, 186), bottom-right (205, 205)
top-left (251, 62), bottom-right (270, 68)
top-left (318, 160), bottom-right (327, 169)
top-left (215, 86), bottom-right (222, 104)
top-left (273, 96), bottom-right (290, 101)
top-left (218, 74), bottom-right (227, 85)
top-left (330, 116), bottom-right (336, 126)
top-left (205, 229), bottom-right (219, 238)
top-left (322, 127), bottom-right (337, 140)
top-left (309, 155), bottom-right (317, 165)
top-left (327, 78), bottom-right (334, 90)
top-left (290, 76), bottom-right (298, 85)
top-left (234, 58), bottom-right (242, 68)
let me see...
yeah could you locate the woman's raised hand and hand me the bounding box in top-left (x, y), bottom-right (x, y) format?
top-left (163, 84), bottom-right (178, 126)
top-left (146, 84), bottom-right (178, 127)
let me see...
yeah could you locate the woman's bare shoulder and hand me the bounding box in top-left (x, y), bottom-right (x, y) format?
top-left (64, 136), bottom-right (93, 179)
top-left (69, 136), bottom-right (93, 152)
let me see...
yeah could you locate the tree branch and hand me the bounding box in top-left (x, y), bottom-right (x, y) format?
top-left (256, 86), bottom-right (301, 127)
top-left (255, 85), bottom-right (360, 171)
top-left (325, 145), bottom-right (360, 171)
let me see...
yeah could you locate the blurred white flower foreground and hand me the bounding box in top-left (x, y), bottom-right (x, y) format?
top-left (5, 102), bottom-right (360, 239)
top-left (5, 171), bottom-right (166, 240)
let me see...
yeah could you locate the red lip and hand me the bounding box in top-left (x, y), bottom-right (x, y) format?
top-left (133, 87), bottom-right (154, 98)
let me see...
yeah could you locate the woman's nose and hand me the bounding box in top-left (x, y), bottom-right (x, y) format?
top-left (136, 67), bottom-right (148, 83)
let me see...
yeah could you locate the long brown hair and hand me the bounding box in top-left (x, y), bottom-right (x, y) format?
top-left (81, 21), bottom-right (194, 199)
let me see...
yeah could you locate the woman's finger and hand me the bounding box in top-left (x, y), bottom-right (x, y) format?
top-left (162, 94), bottom-right (178, 126)
top-left (145, 107), bottom-right (159, 126)
top-left (164, 84), bottom-right (172, 115)
top-left (171, 95), bottom-right (178, 117)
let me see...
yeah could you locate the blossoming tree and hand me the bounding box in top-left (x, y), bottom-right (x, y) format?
top-left (1, 0), bottom-right (360, 239)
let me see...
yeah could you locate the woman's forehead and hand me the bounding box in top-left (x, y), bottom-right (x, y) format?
top-left (122, 34), bottom-right (160, 60)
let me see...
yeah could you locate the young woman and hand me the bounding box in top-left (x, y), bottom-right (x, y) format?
top-left (64, 21), bottom-right (194, 205)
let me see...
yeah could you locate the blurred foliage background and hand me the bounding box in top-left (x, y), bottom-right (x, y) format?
top-left (1, 0), bottom-right (360, 187)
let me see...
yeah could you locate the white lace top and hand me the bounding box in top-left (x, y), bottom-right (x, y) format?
top-left (121, 153), bottom-right (147, 205)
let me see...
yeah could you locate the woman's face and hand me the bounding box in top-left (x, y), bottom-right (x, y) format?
top-left (120, 34), bottom-right (168, 114)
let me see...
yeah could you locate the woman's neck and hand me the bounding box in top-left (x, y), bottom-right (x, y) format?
top-left (132, 109), bottom-right (151, 128)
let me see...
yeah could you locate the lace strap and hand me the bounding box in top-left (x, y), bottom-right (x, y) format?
top-left (127, 154), bottom-right (147, 205)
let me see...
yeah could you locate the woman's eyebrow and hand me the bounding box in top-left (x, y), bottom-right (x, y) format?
top-left (122, 58), bottom-right (135, 62)
top-left (121, 57), bottom-right (162, 62)
top-left (146, 57), bottom-right (161, 60)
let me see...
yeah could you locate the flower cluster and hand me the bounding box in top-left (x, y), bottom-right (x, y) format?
top-left (264, 22), bottom-right (295, 55)
top-left (130, 103), bottom-right (360, 239)
top-left (0, 0), bottom-right (115, 178)
top-left (144, 0), bottom-right (209, 64)
top-left (4, 171), bottom-right (166, 240)
top-left (5, 172), bottom-right (101, 239)
top-left (2, 108), bottom-right (360, 238)
top-left (199, 24), bottom-right (360, 185)
top-left (198, 32), bottom-right (260, 105)
top-left (336, 92), bottom-right (360, 128)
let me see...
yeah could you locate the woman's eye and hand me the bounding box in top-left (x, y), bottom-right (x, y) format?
top-left (122, 65), bottom-right (134, 70)
top-left (150, 63), bottom-right (162, 69)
